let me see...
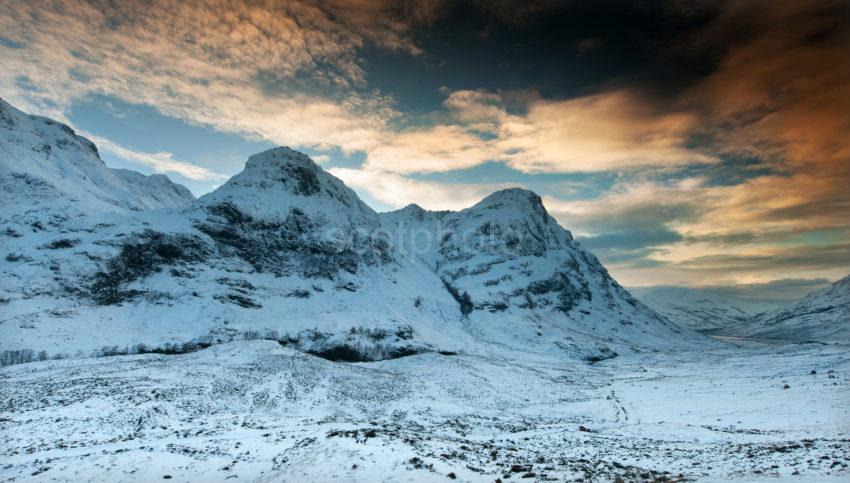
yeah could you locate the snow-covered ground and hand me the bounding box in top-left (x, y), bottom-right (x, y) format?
top-left (2, 339), bottom-right (848, 481)
top-left (2, 99), bottom-right (849, 482)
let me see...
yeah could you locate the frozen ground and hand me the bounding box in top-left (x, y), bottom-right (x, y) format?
top-left (2, 339), bottom-right (848, 481)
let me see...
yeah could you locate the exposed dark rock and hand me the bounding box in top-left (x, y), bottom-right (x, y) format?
top-left (307, 344), bottom-right (424, 362)
top-left (526, 271), bottom-right (591, 314)
top-left (215, 293), bottom-right (261, 308)
top-left (197, 203), bottom-right (390, 277)
top-left (443, 279), bottom-right (473, 316)
top-left (90, 230), bottom-right (210, 305)
top-left (42, 238), bottom-right (79, 249)
top-left (205, 201), bottom-right (253, 225)
top-left (280, 164), bottom-right (321, 195)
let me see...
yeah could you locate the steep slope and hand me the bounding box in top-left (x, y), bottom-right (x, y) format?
top-left (380, 189), bottom-right (699, 355)
top-left (731, 275), bottom-right (850, 344)
top-left (1, 145), bottom-right (466, 360)
top-left (189, 147), bottom-right (390, 277)
top-left (0, 98), bottom-right (193, 224)
top-left (630, 286), bottom-right (783, 333)
top-left (1, 102), bottom-right (709, 363)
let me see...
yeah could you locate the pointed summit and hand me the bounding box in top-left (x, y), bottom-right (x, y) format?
top-left (467, 188), bottom-right (553, 234)
top-left (474, 188), bottom-right (544, 209)
top-left (198, 147), bottom-right (376, 225)
top-left (244, 146), bottom-right (318, 171)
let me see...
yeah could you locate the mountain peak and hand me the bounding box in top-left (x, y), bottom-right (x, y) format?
top-left (198, 146), bottom-right (377, 225)
top-left (208, 147), bottom-right (326, 198)
top-left (402, 203), bottom-right (425, 212)
top-left (474, 188), bottom-right (545, 211)
top-left (467, 188), bottom-right (552, 228)
top-left (244, 146), bottom-right (316, 170)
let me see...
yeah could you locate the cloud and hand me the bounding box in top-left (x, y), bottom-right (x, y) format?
top-left (84, 133), bottom-right (228, 182)
top-left (542, 178), bottom-right (708, 238)
top-left (537, 167), bottom-right (850, 286)
top-left (671, 0), bottom-right (850, 235)
top-left (696, 278), bottom-right (835, 303)
top-left (575, 37), bottom-right (603, 55)
top-left (0, 0), bottom-right (845, 288)
top-left (364, 124), bottom-right (498, 174)
top-left (365, 88), bottom-right (716, 174)
top-left (539, 179), bottom-right (708, 272)
top-left (0, 0), bottom-right (404, 159)
top-left (524, 1), bottom-right (850, 286)
top-left (498, 90), bottom-right (714, 172)
top-left (329, 167), bottom-right (515, 211)
top-left (681, 0), bottom-right (850, 167)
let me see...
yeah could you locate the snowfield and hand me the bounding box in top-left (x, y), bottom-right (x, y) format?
top-left (2, 98), bottom-right (849, 481)
top-left (1, 340), bottom-right (848, 481)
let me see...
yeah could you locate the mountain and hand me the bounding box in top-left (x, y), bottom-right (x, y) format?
top-left (630, 286), bottom-right (783, 333)
top-left (0, 98), bottom-right (194, 225)
top-left (380, 188), bottom-right (694, 356)
top-left (730, 275), bottom-right (850, 344)
top-left (0, 101), bottom-right (711, 365)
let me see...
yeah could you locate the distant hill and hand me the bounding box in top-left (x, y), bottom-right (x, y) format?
top-left (731, 275), bottom-right (850, 344)
top-left (630, 286), bottom-right (783, 333)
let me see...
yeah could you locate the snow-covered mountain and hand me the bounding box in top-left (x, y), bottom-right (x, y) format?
top-left (380, 189), bottom-right (691, 354)
top-left (0, 98), bottom-right (194, 224)
top-left (630, 286), bottom-right (783, 333)
top-left (3, 101), bottom-right (848, 482)
top-left (730, 275), bottom-right (850, 344)
top-left (0, 101), bottom-right (713, 365)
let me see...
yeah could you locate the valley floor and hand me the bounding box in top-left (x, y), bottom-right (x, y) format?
top-left (1, 340), bottom-right (848, 482)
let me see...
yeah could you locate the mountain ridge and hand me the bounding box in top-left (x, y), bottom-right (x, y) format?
top-left (0, 100), bottom-right (713, 365)
top-left (731, 275), bottom-right (850, 343)
top-left (0, 98), bottom-right (194, 219)
top-left (631, 285), bottom-right (785, 332)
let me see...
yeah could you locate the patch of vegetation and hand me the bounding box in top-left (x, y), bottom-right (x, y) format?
top-left (3, 227), bottom-right (22, 238)
top-left (5, 253), bottom-right (30, 262)
top-left (1, 349), bottom-right (50, 367)
top-left (214, 293), bottom-right (262, 308)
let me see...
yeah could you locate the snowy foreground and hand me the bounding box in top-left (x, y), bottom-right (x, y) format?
top-left (2, 339), bottom-right (848, 482)
top-left (2, 99), bottom-right (848, 482)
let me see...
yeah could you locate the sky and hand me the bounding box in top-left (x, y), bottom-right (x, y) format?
top-left (1, 0), bottom-right (848, 293)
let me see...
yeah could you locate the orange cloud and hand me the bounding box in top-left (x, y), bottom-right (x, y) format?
top-left (682, 1), bottom-right (850, 167)
top-left (499, 90), bottom-right (714, 172)
top-left (365, 88), bottom-right (716, 174)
